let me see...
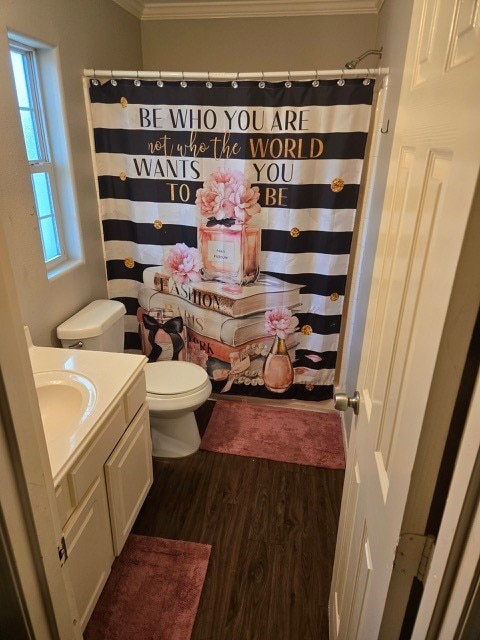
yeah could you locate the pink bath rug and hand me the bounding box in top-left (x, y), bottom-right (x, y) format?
top-left (201, 401), bottom-right (345, 469)
top-left (84, 534), bottom-right (211, 640)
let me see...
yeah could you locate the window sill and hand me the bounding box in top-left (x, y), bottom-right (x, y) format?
top-left (47, 258), bottom-right (84, 282)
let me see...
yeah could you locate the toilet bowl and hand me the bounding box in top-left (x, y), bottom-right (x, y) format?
top-left (145, 360), bottom-right (211, 458)
top-left (57, 300), bottom-right (212, 459)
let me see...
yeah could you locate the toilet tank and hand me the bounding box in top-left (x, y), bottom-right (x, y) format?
top-left (57, 300), bottom-right (126, 352)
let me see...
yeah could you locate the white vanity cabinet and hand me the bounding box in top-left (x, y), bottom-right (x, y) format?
top-left (54, 371), bottom-right (153, 631)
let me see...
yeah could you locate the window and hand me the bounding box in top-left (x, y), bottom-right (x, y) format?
top-left (9, 36), bottom-right (82, 276)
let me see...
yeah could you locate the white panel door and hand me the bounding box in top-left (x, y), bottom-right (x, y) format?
top-left (329, 0), bottom-right (480, 637)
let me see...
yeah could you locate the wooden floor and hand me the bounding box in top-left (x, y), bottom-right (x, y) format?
top-left (132, 400), bottom-right (344, 640)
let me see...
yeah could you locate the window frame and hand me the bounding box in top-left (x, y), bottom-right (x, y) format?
top-left (8, 35), bottom-right (83, 277)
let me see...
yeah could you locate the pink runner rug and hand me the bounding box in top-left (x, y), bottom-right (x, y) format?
top-left (201, 401), bottom-right (345, 469)
top-left (84, 535), bottom-right (211, 640)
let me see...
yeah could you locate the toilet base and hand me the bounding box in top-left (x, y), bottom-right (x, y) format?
top-left (150, 411), bottom-right (201, 458)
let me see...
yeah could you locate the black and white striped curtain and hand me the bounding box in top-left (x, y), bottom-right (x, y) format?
top-left (89, 78), bottom-right (374, 402)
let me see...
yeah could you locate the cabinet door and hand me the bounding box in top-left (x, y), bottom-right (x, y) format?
top-left (63, 474), bottom-right (114, 631)
top-left (105, 403), bottom-right (153, 555)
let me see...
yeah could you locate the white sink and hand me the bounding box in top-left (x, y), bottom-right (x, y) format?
top-left (34, 370), bottom-right (96, 439)
top-left (26, 327), bottom-right (146, 482)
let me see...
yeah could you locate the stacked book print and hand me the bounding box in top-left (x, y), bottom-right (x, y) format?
top-left (138, 267), bottom-right (303, 389)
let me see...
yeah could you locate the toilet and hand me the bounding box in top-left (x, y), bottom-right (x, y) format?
top-left (57, 300), bottom-right (212, 458)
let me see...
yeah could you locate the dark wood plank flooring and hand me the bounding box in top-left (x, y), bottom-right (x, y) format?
top-left (132, 400), bottom-right (344, 640)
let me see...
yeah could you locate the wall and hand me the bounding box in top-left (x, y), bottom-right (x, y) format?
top-left (0, 0), bottom-right (142, 346)
top-left (337, 0), bottom-right (415, 437)
top-left (141, 14), bottom-right (378, 71)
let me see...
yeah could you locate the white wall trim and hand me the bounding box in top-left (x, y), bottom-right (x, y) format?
top-left (112, 0), bottom-right (144, 18)
top-left (113, 0), bottom-right (385, 21)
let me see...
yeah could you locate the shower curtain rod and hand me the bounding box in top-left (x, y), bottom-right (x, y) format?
top-left (83, 67), bottom-right (389, 82)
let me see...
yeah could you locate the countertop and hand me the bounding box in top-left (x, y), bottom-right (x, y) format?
top-left (29, 343), bottom-right (147, 484)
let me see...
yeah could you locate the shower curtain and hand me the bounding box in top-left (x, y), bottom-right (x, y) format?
top-left (88, 77), bottom-right (374, 402)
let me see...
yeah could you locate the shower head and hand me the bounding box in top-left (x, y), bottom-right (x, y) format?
top-left (344, 48), bottom-right (383, 70)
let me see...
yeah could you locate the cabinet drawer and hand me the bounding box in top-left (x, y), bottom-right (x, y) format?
top-left (105, 403), bottom-right (152, 555)
top-left (68, 402), bottom-right (125, 505)
top-left (124, 372), bottom-right (146, 424)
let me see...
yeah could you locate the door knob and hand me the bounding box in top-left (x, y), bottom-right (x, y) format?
top-left (334, 391), bottom-right (360, 415)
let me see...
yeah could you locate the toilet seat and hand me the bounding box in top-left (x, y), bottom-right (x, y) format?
top-left (144, 361), bottom-right (209, 397)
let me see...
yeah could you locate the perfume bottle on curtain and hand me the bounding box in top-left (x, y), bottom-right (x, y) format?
top-left (262, 307), bottom-right (299, 393)
top-left (196, 169), bottom-right (261, 285)
top-left (263, 335), bottom-right (294, 393)
top-left (198, 221), bottom-right (260, 285)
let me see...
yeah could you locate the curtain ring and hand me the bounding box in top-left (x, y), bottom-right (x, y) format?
top-left (92, 69), bottom-right (99, 86)
top-left (312, 70), bottom-right (319, 87)
top-left (363, 68), bottom-right (372, 86)
top-left (110, 70), bottom-right (117, 86)
top-left (285, 71), bottom-right (292, 88)
top-left (180, 71), bottom-right (187, 88)
top-left (232, 71), bottom-right (239, 89)
top-left (206, 71), bottom-right (212, 89)
top-left (157, 71), bottom-right (164, 88)
top-left (259, 71), bottom-right (265, 89)
top-left (134, 70), bottom-right (141, 87)
top-left (337, 68), bottom-right (345, 86)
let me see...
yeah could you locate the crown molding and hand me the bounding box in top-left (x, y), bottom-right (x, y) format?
top-left (112, 0), bottom-right (144, 18)
top-left (113, 0), bottom-right (384, 21)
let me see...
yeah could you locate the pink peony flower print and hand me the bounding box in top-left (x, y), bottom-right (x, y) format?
top-left (209, 169), bottom-right (244, 187)
top-left (187, 342), bottom-right (208, 369)
top-left (229, 182), bottom-right (261, 223)
top-left (195, 179), bottom-right (235, 219)
top-left (164, 243), bottom-right (203, 284)
top-left (195, 169), bottom-right (261, 222)
top-left (264, 307), bottom-right (299, 339)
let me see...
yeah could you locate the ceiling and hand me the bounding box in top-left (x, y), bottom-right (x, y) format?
top-left (112, 0), bottom-right (385, 20)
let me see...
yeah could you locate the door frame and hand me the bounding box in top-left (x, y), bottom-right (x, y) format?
top-left (412, 354), bottom-right (480, 637)
top-left (0, 220), bottom-right (80, 638)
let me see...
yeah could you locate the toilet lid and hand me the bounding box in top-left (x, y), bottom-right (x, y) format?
top-left (144, 361), bottom-right (209, 395)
